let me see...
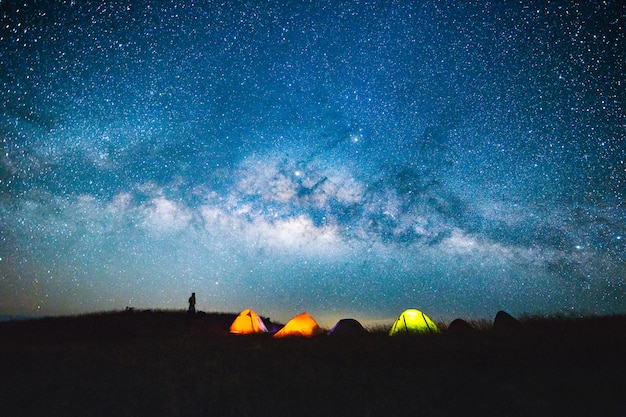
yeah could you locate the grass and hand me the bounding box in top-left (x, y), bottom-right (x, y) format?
top-left (1, 310), bottom-right (625, 417)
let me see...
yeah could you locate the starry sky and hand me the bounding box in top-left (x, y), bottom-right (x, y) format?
top-left (1, 0), bottom-right (624, 326)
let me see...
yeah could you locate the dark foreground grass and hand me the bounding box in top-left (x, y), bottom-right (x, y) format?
top-left (1, 311), bottom-right (625, 417)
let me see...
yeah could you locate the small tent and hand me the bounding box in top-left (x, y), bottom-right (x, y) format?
top-left (389, 309), bottom-right (440, 335)
top-left (230, 309), bottom-right (268, 334)
top-left (273, 312), bottom-right (323, 338)
top-left (328, 318), bottom-right (367, 336)
top-left (493, 310), bottom-right (522, 333)
top-left (447, 318), bottom-right (475, 334)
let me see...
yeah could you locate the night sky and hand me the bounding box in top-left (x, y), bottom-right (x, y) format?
top-left (1, 0), bottom-right (624, 326)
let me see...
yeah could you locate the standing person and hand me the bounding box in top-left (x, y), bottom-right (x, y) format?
top-left (188, 292), bottom-right (196, 315)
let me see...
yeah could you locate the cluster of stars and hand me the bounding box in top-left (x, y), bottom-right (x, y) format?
top-left (0, 1), bottom-right (624, 324)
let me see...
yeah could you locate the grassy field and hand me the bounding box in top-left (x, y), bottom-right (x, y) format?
top-left (1, 310), bottom-right (625, 417)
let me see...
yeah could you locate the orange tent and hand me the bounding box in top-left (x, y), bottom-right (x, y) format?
top-left (229, 309), bottom-right (268, 334)
top-left (273, 312), bottom-right (323, 338)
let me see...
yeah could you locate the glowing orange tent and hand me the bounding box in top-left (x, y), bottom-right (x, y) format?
top-left (273, 312), bottom-right (323, 338)
top-left (229, 309), bottom-right (268, 334)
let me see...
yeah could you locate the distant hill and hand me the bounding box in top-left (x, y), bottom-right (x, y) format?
top-left (0, 314), bottom-right (34, 321)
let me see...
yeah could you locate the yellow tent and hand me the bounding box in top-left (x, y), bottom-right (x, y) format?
top-left (273, 312), bottom-right (323, 338)
top-left (229, 309), bottom-right (268, 334)
top-left (389, 309), bottom-right (440, 335)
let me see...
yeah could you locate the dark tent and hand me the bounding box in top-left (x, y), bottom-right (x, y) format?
top-left (328, 318), bottom-right (367, 336)
top-left (493, 310), bottom-right (522, 332)
top-left (447, 318), bottom-right (475, 334)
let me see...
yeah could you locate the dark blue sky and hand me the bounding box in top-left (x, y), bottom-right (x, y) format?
top-left (1, 0), bottom-right (624, 326)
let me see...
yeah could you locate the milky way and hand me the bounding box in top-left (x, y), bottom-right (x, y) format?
top-left (1, 1), bottom-right (624, 325)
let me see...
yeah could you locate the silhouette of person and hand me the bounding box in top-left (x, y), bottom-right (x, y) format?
top-left (188, 292), bottom-right (196, 315)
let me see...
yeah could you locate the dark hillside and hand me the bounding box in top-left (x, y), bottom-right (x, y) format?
top-left (1, 311), bottom-right (625, 417)
top-left (0, 310), bottom-right (237, 343)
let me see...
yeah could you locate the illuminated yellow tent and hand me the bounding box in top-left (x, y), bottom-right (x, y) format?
top-left (229, 309), bottom-right (268, 334)
top-left (389, 309), bottom-right (440, 335)
top-left (273, 312), bottom-right (323, 338)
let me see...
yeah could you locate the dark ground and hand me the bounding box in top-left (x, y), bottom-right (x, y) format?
top-left (1, 310), bottom-right (625, 417)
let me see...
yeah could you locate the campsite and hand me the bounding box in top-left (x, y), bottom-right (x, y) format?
top-left (1, 310), bottom-right (625, 417)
